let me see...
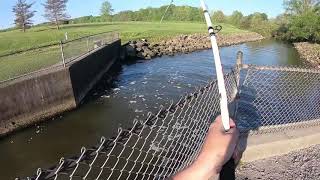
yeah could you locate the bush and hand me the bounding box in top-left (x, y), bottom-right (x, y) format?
top-left (273, 0), bottom-right (320, 43)
top-left (288, 11), bottom-right (320, 42)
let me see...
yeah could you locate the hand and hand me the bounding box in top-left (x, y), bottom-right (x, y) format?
top-left (173, 116), bottom-right (239, 180)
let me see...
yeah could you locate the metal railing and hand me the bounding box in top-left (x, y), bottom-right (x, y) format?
top-left (0, 31), bottom-right (119, 85)
top-left (18, 53), bottom-right (320, 180)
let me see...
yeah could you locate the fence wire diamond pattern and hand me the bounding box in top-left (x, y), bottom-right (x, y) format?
top-left (19, 64), bottom-right (320, 180)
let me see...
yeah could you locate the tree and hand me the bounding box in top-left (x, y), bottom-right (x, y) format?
top-left (43, 0), bottom-right (69, 30)
top-left (284, 0), bottom-right (319, 15)
top-left (228, 11), bottom-right (243, 27)
top-left (274, 0), bottom-right (320, 42)
top-left (12, 0), bottom-right (36, 32)
top-left (211, 10), bottom-right (225, 23)
top-left (101, 1), bottom-right (114, 21)
top-left (288, 11), bottom-right (320, 42)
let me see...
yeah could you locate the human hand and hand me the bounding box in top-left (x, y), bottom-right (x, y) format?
top-left (173, 116), bottom-right (239, 180)
top-left (194, 116), bottom-right (239, 174)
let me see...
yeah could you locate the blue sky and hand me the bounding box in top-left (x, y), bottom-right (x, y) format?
top-left (0, 0), bottom-right (285, 29)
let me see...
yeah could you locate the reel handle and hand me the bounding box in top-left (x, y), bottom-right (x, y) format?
top-left (219, 158), bottom-right (236, 180)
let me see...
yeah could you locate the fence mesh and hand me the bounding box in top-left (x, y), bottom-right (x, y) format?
top-left (63, 32), bottom-right (119, 64)
top-left (0, 45), bottom-right (61, 83)
top-left (0, 32), bottom-right (119, 84)
top-left (236, 64), bottom-right (320, 134)
top-left (18, 64), bottom-right (320, 180)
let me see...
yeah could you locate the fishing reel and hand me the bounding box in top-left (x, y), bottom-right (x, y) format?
top-left (209, 25), bottom-right (223, 35)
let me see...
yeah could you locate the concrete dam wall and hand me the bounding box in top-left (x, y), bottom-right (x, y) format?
top-left (0, 39), bottom-right (121, 136)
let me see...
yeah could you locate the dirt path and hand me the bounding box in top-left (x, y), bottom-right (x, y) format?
top-left (236, 145), bottom-right (320, 180)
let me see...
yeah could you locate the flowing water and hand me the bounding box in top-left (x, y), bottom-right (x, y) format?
top-left (0, 39), bottom-right (303, 179)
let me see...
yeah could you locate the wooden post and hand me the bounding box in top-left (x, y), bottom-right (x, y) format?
top-left (60, 41), bottom-right (66, 68)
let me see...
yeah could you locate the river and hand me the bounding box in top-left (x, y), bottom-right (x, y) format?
top-left (0, 39), bottom-right (303, 179)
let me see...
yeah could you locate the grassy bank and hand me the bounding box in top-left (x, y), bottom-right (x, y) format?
top-left (0, 21), bottom-right (249, 56)
top-left (0, 21), bottom-right (249, 82)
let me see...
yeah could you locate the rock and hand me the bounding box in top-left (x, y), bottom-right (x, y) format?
top-left (136, 51), bottom-right (145, 59)
top-left (294, 42), bottom-right (320, 67)
top-left (125, 44), bottom-right (137, 57)
top-left (124, 32), bottom-right (265, 60)
top-left (136, 41), bottom-right (147, 49)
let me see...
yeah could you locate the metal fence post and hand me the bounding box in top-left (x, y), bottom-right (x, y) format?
top-left (87, 37), bottom-right (90, 52)
top-left (60, 41), bottom-right (66, 68)
top-left (236, 51), bottom-right (243, 90)
top-left (236, 51), bottom-right (243, 67)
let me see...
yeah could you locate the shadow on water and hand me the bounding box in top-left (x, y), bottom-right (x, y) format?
top-left (0, 39), bottom-right (304, 179)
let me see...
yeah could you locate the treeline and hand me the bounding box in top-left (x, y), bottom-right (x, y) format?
top-left (9, 0), bottom-right (320, 43)
top-left (12, 0), bottom-right (69, 31)
top-left (70, 5), bottom-right (275, 37)
top-left (211, 11), bottom-right (276, 37)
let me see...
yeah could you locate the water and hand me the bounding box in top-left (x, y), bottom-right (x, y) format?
top-left (0, 39), bottom-right (303, 179)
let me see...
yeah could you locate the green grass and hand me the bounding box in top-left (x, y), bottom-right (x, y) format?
top-left (0, 46), bottom-right (61, 81)
top-left (0, 21), bottom-right (249, 56)
top-left (0, 21), bottom-right (249, 82)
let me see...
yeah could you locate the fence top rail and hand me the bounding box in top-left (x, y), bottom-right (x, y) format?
top-left (0, 31), bottom-right (119, 58)
top-left (241, 64), bottom-right (320, 74)
top-left (0, 64), bottom-right (64, 86)
top-left (61, 31), bottom-right (119, 45)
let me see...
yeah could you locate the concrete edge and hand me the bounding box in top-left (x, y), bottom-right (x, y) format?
top-left (0, 99), bottom-right (76, 138)
top-left (242, 131), bottom-right (320, 162)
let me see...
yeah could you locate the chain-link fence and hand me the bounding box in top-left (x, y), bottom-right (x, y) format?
top-left (18, 61), bottom-right (320, 180)
top-left (62, 32), bottom-right (120, 65)
top-left (0, 31), bottom-right (119, 84)
top-left (236, 64), bottom-right (320, 134)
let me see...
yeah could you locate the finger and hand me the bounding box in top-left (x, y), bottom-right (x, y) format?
top-left (229, 118), bottom-right (236, 128)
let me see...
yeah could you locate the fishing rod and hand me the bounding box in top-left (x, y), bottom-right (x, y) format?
top-left (200, 2), bottom-right (236, 179)
top-left (200, 0), bottom-right (230, 132)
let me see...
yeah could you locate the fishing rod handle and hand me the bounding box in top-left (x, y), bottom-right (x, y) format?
top-left (219, 158), bottom-right (236, 180)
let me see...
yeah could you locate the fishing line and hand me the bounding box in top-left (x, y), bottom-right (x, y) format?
top-left (160, 0), bottom-right (174, 23)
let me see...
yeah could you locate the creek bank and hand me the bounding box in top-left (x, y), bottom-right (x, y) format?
top-left (294, 42), bottom-right (320, 68)
top-left (125, 32), bottom-right (264, 60)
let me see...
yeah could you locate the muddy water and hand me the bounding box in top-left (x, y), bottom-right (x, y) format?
top-left (0, 40), bottom-right (303, 179)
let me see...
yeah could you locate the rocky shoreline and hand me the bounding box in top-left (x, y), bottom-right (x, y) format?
top-left (294, 42), bottom-right (320, 68)
top-left (124, 32), bottom-right (264, 60)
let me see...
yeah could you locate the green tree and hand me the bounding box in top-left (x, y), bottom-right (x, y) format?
top-left (274, 0), bottom-right (320, 42)
top-left (43, 0), bottom-right (69, 30)
top-left (211, 10), bottom-right (225, 23)
top-left (284, 0), bottom-right (319, 15)
top-left (12, 0), bottom-right (36, 32)
top-left (228, 11), bottom-right (243, 27)
top-left (288, 11), bottom-right (320, 42)
top-left (101, 1), bottom-right (114, 21)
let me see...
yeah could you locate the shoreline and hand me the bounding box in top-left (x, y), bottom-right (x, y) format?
top-left (124, 32), bottom-right (265, 60)
top-left (294, 42), bottom-right (320, 68)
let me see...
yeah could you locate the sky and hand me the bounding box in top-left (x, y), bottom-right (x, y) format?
top-left (0, 0), bottom-right (285, 29)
